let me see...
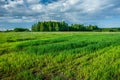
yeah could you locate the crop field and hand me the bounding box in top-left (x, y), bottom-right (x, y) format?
top-left (0, 32), bottom-right (120, 80)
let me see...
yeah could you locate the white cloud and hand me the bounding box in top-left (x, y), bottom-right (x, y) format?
top-left (30, 4), bottom-right (43, 11)
top-left (0, 27), bottom-right (6, 31)
top-left (3, 0), bottom-right (24, 9)
top-left (26, 0), bottom-right (40, 4)
top-left (0, 0), bottom-right (120, 24)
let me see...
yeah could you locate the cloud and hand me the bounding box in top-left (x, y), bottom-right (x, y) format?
top-left (0, 0), bottom-right (120, 27)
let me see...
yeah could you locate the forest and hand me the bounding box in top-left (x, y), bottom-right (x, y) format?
top-left (31, 21), bottom-right (120, 32)
top-left (31, 21), bottom-right (100, 32)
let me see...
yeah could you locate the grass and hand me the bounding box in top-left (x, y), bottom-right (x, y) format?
top-left (0, 32), bottom-right (120, 80)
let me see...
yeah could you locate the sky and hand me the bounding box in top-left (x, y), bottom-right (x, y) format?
top-left (0, 0), bottom-right (120, 30)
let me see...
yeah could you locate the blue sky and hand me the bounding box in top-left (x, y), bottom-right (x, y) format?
top-left (0, 0), bottom-right (120, 30)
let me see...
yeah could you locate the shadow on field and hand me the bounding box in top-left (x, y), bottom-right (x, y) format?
top-left (6, 38), bottom-right (35, 42)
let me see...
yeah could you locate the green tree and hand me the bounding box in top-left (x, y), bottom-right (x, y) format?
top-left (55, 23), bottom-right (59, 31)
top-left (40, 23), bottom-right (44, 31)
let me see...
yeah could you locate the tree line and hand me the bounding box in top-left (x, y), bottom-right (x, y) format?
top-left (3, 28), bottom-right (30, 32)
top-left (31, 21), bottom-right (120, 32)
top-left (1, 21), bottom-right (120, 32)
top-left (31, 21), bottom-right (99, 32)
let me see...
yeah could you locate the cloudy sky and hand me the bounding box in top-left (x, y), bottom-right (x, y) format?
top-left (0, 0), bottom-right (120, 30)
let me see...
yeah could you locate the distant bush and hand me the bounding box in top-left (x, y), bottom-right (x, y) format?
top-left (5, 30), bottom-right (14, 32)
top-left (14, 28), bottom-right (30, 32)
top-left (101, 28), bottom-right (120, 32)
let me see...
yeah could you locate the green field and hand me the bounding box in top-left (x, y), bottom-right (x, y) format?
top-left (0, 32), bottom-right (120, 80)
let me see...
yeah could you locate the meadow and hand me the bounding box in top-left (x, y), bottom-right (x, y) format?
top-left (0, 32), bottom-right (120, 80)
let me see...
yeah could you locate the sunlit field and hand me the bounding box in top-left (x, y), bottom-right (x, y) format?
top-left (0, 32), bottom-right (120, 80)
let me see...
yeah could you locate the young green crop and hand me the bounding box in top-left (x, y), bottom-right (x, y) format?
top-left (0, 32), bottom-right (120, 80)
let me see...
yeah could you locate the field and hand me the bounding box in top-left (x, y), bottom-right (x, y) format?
top-left (0, 32), bottom-right (120, 80)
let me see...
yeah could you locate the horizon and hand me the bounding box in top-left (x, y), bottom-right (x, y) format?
top-left (0, 0), bottom-right (120, 30)
top-left (1, 21), bottom-right (120, 31)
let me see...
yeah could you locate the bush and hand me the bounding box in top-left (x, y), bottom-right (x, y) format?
top-left (14, 28), bottom-right (30, 32)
